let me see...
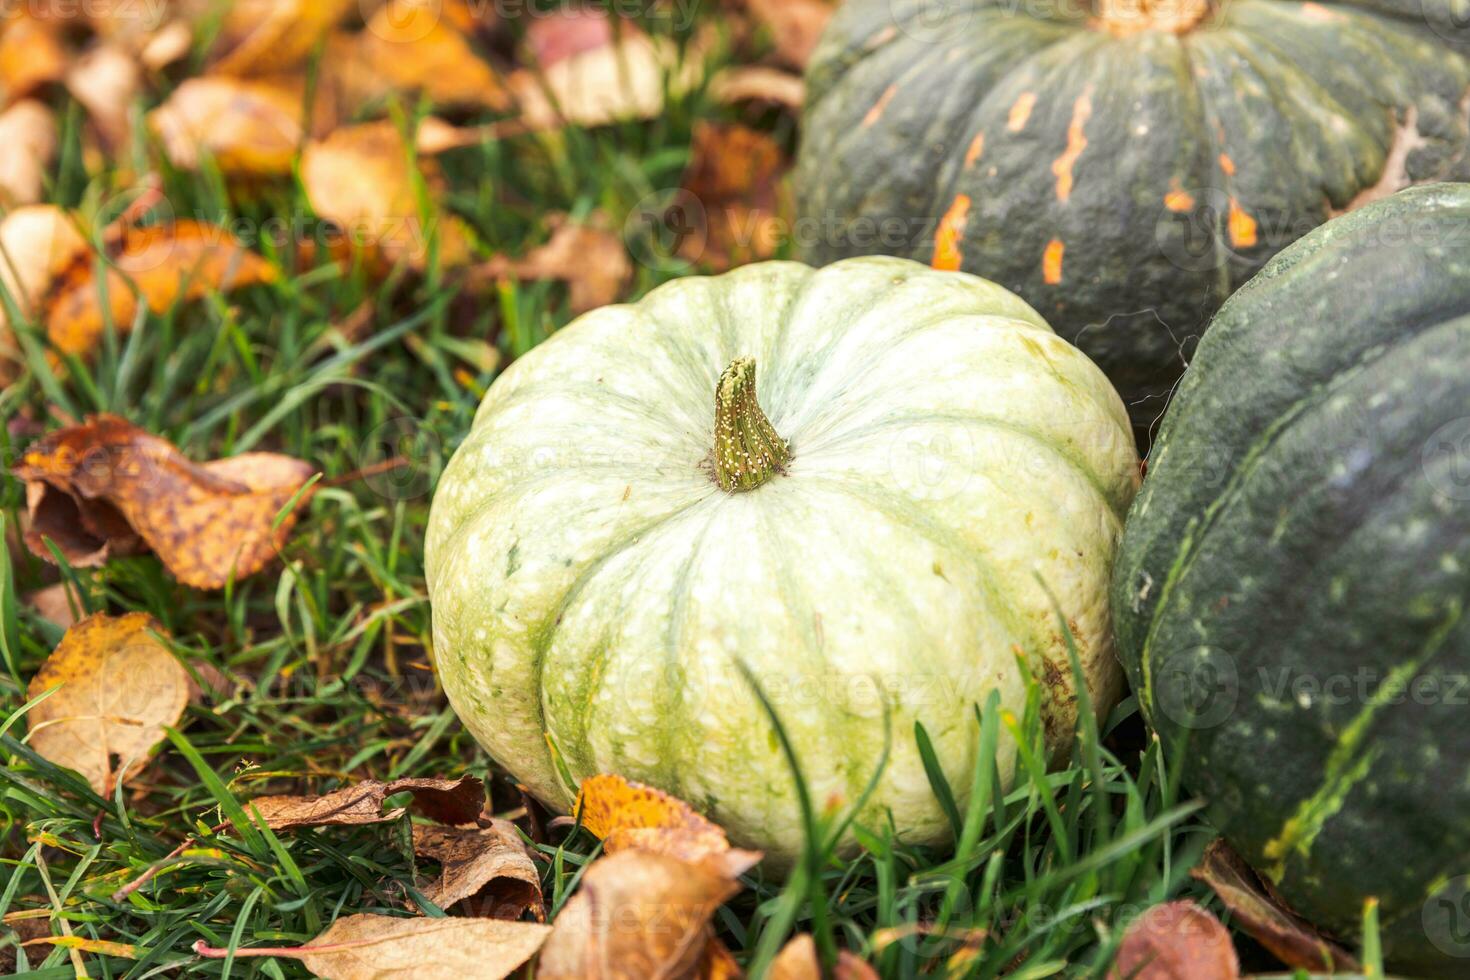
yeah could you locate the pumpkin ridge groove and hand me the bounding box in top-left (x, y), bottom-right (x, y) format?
top-left (658, 516), bottom-right (716, 802)
top-left (1137, 308), bottom-right (1470, 703)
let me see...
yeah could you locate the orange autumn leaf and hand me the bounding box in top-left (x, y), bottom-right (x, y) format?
top-left (1110, 900), bottom-right (1241, 980)
top-left (0, 15), bottom-right (67, 102)
top-left (680, 122), bottom-right (792, 271)
top-left (14, 414), bottom-right (316, 589)
top-left (26, 612), bottom-right (190, 795)
top-left (301, 120), bottom-right (475, 269)
top-left (0, 205), bottom-right (89, 382)
top-left (0, 100), bottom-right (58, 207)
top-left (741, 0), bottom-right (836, 70)
top-left (148, 77), bottom-right (305, 176)
top-left (771, 934), bottom-right (880, 980)
top-left (207, 0), bottom-right (357, 77)
top-left (43, 220), bottom-right (278, 358)
top-left (411, 821), bottom-right (544, 920)
top-left (574, 773), bottom-right (759, 874)
top-left (355, 1), bottom-right (510, 111)
top-left (472, 215), bottom-right (631, 314)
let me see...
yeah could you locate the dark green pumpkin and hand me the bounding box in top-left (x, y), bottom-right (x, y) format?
top-left (795, 0), bottom-right (1470, 434)
top-left (1111, 183), bottom-right (1470, 976)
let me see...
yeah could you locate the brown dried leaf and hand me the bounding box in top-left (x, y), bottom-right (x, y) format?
top-left (195, 914), bottom-right (550, 980)
top-left (14, 414), bottom-right (315, 589)
top-left (537, 850), bottom-right (740, 980)
top-left (140, 20), bottom-right (193, 71)
top-left (64, 44), bottom-right (141, 150)
top-left (741, 0), bottom-right (835, 70)
top-left (523, 8), bottom-right (617, 68)
top-left (148, 77), bottom-right (304, 176)
top-left (1191, 838), bottom-right (1359, 974)
top-left (710, 66), bottom-right (805, 111)
top-left (475, 216), bottom-right (630, 314)
top-left (509, 32), bottom-right (706, 132)
top-left (698, 936), bottom-right (744, 979)
top-left (246, 774), bottom-right (484, 831)
top-left (0, 15), bottom-right (67, 102)
top-left (411, 820), bottom-right (543, 920)
top-left (770, 934), bottom-right (880, 980)
top-left (25, 612), bottom-right (189, 795)
top-left (355, 2), bottom-right (510, 111)
top-left (0, 205), bottom-right (90, 382)
top-left (206, 0), bottom-right (357, 77)
top-left (0, 100), bottom-right (58, 207)
top-left (25, 582), bottom-right (82, 629)
top-left (43, 220), bottom-right (279, 359)
top-left (1110, 900), bottom-right (1240, 980)
top-left (301, 120), bottom-right (475, 269)
top-left (680, 122), bottom-right (792, 271)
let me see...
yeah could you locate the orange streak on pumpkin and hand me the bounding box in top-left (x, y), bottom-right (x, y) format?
top-left (1042, 238), bottom-right (1065, 285)
top-left (964, 132), bottom-right (986, 168)
top-left (862, 84), bottom-right (899, 127)
top-left (932, 194), bottom-right (972, 271)
top-left (1051, 87), bottom-right (1094, 202)
top-left (1218, 153), bottom-right (1237, 176)
top-left (1164, 179), bottom-right (1195, 212)
top-left (1227, 198), bottom-right (1258, 248)
top-left (1007, 92), bottom-right (1037, 132)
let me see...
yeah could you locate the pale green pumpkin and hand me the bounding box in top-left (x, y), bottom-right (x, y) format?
top-left (426, 256), bottom-right (1139, 858)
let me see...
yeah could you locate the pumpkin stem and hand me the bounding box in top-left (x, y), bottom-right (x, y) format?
top-left (712, 357), bottom-right (789, 493)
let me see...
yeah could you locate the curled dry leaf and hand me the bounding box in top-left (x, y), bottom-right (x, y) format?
top-left (140, 20), bottom-right (193, 71)
top-left (411, 820), bottom-right (543, 920)
top-left (148, 77), bottom-right (304, 175)
top-left (1191, 838), bottom-right (1359, 974)
top-left (770, 934), bottom-right (880, 980)
top-left (25, 612), bottom-right (189, 795)
top-left (574, 773), bottom-right (760, 873)
top-left (1110, 900), bottom-right (1240, 980)
top-left (25, 582), bottom-right (82, 629)
top-left (741, 0), bottom-right (835, 70)
top-left (537, 850), bottom-right (741, 980)
top-left (680, 122), bottom-right (792, 271)
top-left (0, 100), bottom-right (58, 207)
top-left (14, 414), bottom-right (316, 589)
top-left (64, 44), bottom-right (141, 150)
top-left (301, 120), bottom-right (475, 269)
top-left (194, 914), bottom-right (551, 980)
top-left (473, 216), bottom-right (631, 314)
top-left (246, 773), bottom-right (484, 831)
top-left (710, 66), bottom-right (805, 111)
top-left (44, 220), bottom-right (279, 359)
top-left (355, 1), bottom-right (509, 111)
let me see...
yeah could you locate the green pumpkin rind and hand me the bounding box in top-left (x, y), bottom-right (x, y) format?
top-left (1111, 184), bottom-right (1470, 976)
top-left (427, 256), bottom-right (1139, 860)
top-left (795, 0), bottom-right (1470, 432)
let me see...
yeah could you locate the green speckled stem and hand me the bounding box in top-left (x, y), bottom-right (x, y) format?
top-left (712, 358), bottom-right (790, 493)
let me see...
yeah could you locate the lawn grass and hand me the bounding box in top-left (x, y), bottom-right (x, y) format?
top-left (0, 6), bottom-right (1235, 977)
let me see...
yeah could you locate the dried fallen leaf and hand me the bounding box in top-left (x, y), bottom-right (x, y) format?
top-left (473, 216), bottom-right (630, 314)
top-left (25, 582), bottom-right (81, 629)
top-left (698, 936), bottom-right (744, 979)
top-left (301, 120), bottom-right (475, 269)
top-left (140, 20), bottom-right (193, 71)
top-left (680, 122), bottom-right (792, 271)
top-left (355, 1), bottom-right (509, 111)
top-left (194, 914), bottom-right (551, 980)
top-left (770, 933), bottom-right (880, 980)
top-left (1110, 900), bottom-right (1240, 980)
top-left (710, 66), bottom-right (805, 111)
top-left (43, 220), bottom-right (278, 359)
top-left (14, 414), bottom-right (315, 588)
top-left (741, 0), bottom-right (835, 70)
top-left (1191, 838), bottom-right (1359, 974)
top-left (246, 774), bottom-right (484, 831)
top-left (0, 15), bottom-right (67, 102)
top-left (573, 773), bottom-right (752, 869)
top-left (64, 44), bottom-right (141, 150)
top-left (523, 8), bottom-right (616, 68)
top-left (207, 0), bottom-right (357, 77)
top-left (0, 205), bottom-right (89, 382)
top-left (25, 612), bottom-right (189, 795)
top-left (509, 32), bottom-right (707, 131)
top-left (537, 850), bottom-right (741, 980)
top-left (148, 77), bottom-right (305, 176)
top-left (411, 820), bottom-right (543, 920)
top-left (0, 101), bottom-right (58, 207)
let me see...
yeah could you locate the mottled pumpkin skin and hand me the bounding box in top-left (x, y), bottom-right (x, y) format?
top-left (796, 0), bottom-right (1470, 433)
top-left (1112, 185), bottom-right (1470, 976)
top-left (427, 257), bottom-right (1139, 860)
